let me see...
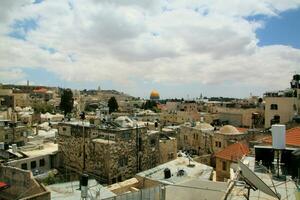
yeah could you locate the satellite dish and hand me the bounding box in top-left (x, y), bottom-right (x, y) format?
top-left (238, 160), bottom-right (280, 199)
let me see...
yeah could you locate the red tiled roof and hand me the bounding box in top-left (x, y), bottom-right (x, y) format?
top-left (236, 127), bottom-right (247, 133)
top-left (263, 126), bottom-right (300, 147)
top-left (215, 143), bottom-right (250, 161)
top-left (33, 88), bottom-right (47, 93)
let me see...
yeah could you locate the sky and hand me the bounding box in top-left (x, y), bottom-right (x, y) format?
top-left (0, 0), bottom-right (300, 99)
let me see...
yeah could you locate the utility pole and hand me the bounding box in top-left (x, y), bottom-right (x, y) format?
top-left (80, 112), bottom-right (86, 172)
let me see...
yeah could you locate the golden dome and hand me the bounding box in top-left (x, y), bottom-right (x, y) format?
top-left (150, 90), bottom-right (160, 100)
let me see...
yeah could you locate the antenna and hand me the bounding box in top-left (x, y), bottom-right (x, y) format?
top-left (238, 160), bottom-right (280, 199)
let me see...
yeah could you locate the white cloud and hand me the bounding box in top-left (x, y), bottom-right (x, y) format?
top-left (0, 68), bottom-right (26, 83)
top-left (0, 0), bottom-right (300, 97)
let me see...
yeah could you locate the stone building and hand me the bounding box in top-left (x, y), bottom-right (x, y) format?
top-left (264, 74), bottom-right (300, 128)
top-left (159, 134), bottom-right (177, 164)
top-left (0, 120), bottom-right (29, 146)
top-left (0, 165), bottom-right (50, 200)
top-left (212, 125), bottom-right (249, 153)
top-left (215, 107), bottom-right (264, 128)
top-left (160, 111), bottom-right (200, 126)
top-left (57, 120), bottom-right (160, 184)
top-left (179, 122), bottom-right (214, 155)
top-left (215, 142), bottom-right (249, 181)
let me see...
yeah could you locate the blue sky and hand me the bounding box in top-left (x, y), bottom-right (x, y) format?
top-left (255, 9), bottom-right (300, 49)
top-left (1, 1), bottom-right (300, 99)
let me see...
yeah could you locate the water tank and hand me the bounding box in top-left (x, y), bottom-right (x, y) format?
top-left (80, 174), bottom-right (89, 198)
top-left (271, 124), bottom-right (286, 149)
top-left (12, 144), bottom-right (17, 153)
top-left (164, 168), bottom-right (171, 179)
top-left (0, 142), bottom-right (4, 150)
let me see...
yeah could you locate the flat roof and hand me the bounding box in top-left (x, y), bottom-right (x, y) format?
top-left (136, 156), bottom-right (213, 185)
top-left (48, 179), bottom-right (116, 200)
top-left (21, 142), bottom-right (58, 157)
top-left (227, 157), bottom-right (298, 200)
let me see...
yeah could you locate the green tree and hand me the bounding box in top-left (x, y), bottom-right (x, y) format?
top-left (32, 102), bottom-right (54, 114)
top-left (108, 96), bottom-right (118, 113)
top-left (60, 89), bottom-right (74, 116)
top-left (142, 100), bottom-right (157, 111)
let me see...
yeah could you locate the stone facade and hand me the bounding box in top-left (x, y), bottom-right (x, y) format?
top-left (160, 111), bottom-right (200, 126)
top-left (0, 165), bottom-right (50, 200)
top-left (179, 123), bottom-right (214, 155)
top-left (0, 120), bottom-right (28, 146)
top-left (58, 122), bottom-right (160, 184)
top-left (159, 135), bottom-right (177, 164)
top-left (215, 157), bottom-right (231, 181)
top-left (264, 95), bottom-right (300, 128)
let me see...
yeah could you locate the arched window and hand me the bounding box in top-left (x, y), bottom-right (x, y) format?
top-left (270, 104), bottom-right (278, 110)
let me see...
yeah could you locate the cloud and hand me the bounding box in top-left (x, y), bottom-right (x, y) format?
top-left (0, 0), bottom-right (300, 97)
top-left (0, 68), bottom-right (26, 83)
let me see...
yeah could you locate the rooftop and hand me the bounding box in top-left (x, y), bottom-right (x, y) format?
top-left (227, 157), bottom-right (299, 200)
top-left (21, 142), bottom-right (58, 157)
top-left (47, 179), bottom-right (116, 200)
top-left (263, 126), bottom-right (300, 147)
top-left (215, 142), bottom-right (250, 161)
top-left (136, 155), bottom-right (213, 185)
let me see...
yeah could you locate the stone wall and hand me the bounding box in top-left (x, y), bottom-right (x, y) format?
top-left (159, 137), bottom-right (177, 164)
top-left (0, 165), bottom-right (50, 200)
top-left (58, 123), bottom-right (161, 185)
top-left (215, 158), bottom-right (230, 182)
top-left (179, 126), bottom-right (213, 155)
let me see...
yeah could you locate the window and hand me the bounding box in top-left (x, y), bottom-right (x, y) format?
top-left (270, 104), bottom-right (278, 110)
top-left (118, 156), bottom-right (128, 167)
top-left (118, 175), bottom-right (122, 182)
top-left (215, 141), bottom-right (221, 148)
top-left (271, 115), bottom-right (280, 125)
top-left (222, 161), bottom-right (227, 171)
top-left (112, 178), bottom-right (117, 184)
top-left (138, 138), bottom-right (143, 151)
top-left (168, 153), bottom-right (174, 160)
top-left (150, 138), bottom-right (156, 146)
top-left (31, 161), bottom-right (37, 169)
top-left (184, 135), bottom-right (188, 140)
top-left (5, 134), bottom-right (8, 140)
top-left (21, 163), bottom-right (28, 170)
top-left (39, 159), bottom-right (45, 167)
top-left (123, 132), bottom-right (131, 140)
top-left (62, 127), bottom-right (67, 131)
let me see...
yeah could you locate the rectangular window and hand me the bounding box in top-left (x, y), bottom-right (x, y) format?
top-left (39, 159), bottom-right (45, 167)
top-left (62, 127), bottom-right (67, 131)
top-left (219, 142), bottom-right (221, 148)
top-left (31, 161), bottom-right (37, 169)
top-left (150, 138), bottom-right (156, 147)
top-left (123, 132), bottom-right (131, 140)
top-left (118, 156), bottom-right (128, 167)
top-left (270, 104), bottom-right (278, 110)
top-left (222, 161), bottom-right (227, 171)
top-left (21, 163), bottom-right (28, 170)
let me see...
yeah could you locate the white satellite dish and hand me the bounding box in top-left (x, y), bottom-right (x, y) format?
top-left (238, 160), bottom-right (280, 199)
